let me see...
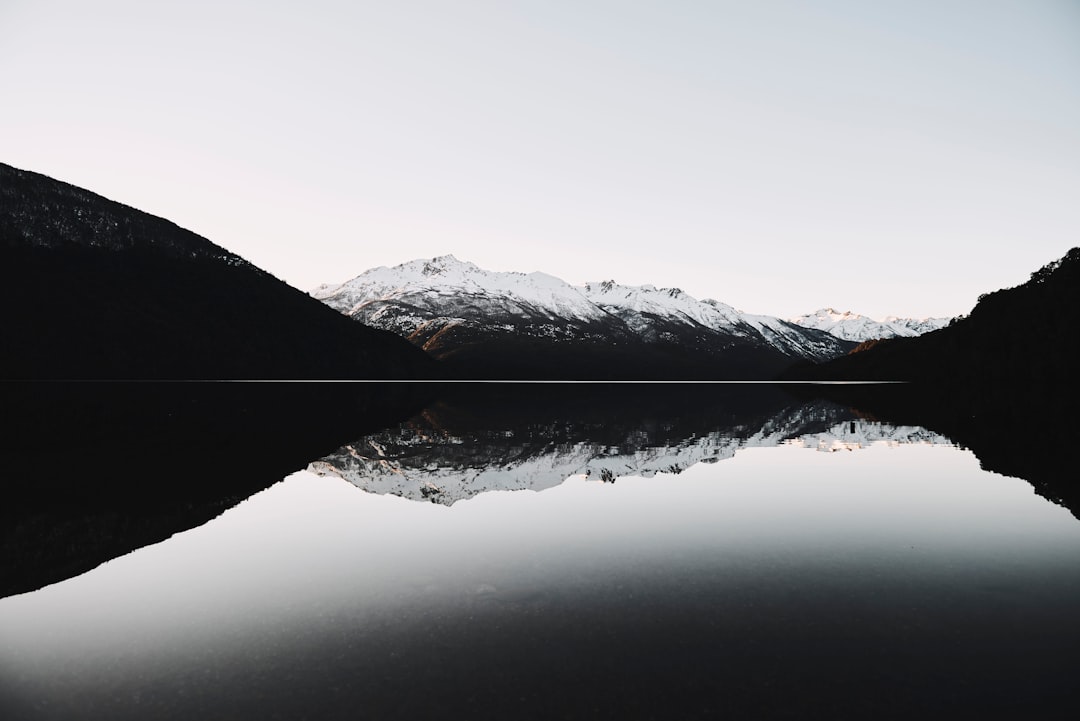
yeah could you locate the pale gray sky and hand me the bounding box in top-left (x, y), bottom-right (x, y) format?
top-left (2, 0), bottom-right (1078, 319)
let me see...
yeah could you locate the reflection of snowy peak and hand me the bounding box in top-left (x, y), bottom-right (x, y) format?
top-left (308, 403), bottom-right (953, 505)
top-left (313, 256), bottom-right (852, 366)
top-left (791, 422), bottom-right (954, 452)
top-left (790, 308), bottom-right (951, 342)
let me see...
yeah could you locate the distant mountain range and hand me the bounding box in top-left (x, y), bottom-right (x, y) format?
top-left (312, 255), bottom-right (947, 379)
top-left (0, 163), bottom-right (434, 379)
top-left (788, 307), bottom-right (950, 342)
top-left (786, 247), bottom-right (1080, 384)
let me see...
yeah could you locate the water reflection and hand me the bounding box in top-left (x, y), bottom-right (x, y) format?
top-left (2, 383), bottom-right (1079, 719)
top-left (2, 441), bottom-right (1078, 720)
top-left (0, 381), bottom-right (431, 598)
top-left (310, 397), bottom-right (952, 504)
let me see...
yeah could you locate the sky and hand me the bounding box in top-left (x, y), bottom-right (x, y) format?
top-left (2, 0), bottom-right (1078, 320)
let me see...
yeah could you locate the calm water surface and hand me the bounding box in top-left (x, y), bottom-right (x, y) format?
top-left (1, 384), bottom-right (1078, 719)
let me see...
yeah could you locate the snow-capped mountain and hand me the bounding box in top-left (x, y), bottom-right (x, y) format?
top-left (308, 399), bottom-right (952, 506)
top-left (312, 255), bottom-right (626, 346)
top-left (312, 255), bottom-right (854, 378)
top-left (315, 256), bottom-right (613, 327)
top-left (789, 308), bottom-right (951, 342)
top-left (578, 280), bottom-right (852, 362)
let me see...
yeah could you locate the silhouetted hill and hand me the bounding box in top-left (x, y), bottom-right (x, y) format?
top-left (784, 248), bottom-right (1080, 384)
top-left (0, 163), bottom-right (436, 379)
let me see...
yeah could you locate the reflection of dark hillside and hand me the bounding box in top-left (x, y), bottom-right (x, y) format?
top-left (792, 383), bottom-right (1080, 519)
top-left (7, 381), bottom-right (1071, 599)
top-left (0, 382), bottom-right (431, 599)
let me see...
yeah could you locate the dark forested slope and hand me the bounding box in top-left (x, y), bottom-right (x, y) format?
top-left (785, 248), bottom-right (1080, 384)
top-left (0, 163), bottom-right (435, 379)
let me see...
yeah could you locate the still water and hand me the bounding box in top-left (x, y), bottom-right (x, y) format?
top-left (1, 384), bottom-right (1078, 719)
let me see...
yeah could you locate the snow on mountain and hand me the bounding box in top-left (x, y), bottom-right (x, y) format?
top-left (314, 255), bottom-right (609, 325)
top-left (581, 280), bottom-right (744, 331)
top-left (789, 308), bottom-right (950, 342)
top-left (313, 256), bottom-right (854, 364)
top-left (884, 315), bottom-right (953, 335)
top-left (737, 311), bottom-right (855, 361)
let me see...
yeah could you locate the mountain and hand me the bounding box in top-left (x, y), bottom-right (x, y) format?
top-left (0, 163), bottom-right (435, 379)
top-left (313, 255), bottom-right (626, 342)
top-left (312, 255), bottom-right (855, 379)
top-left (789, 307), bottom-right (951, 342)
top-left (785, 248), bottom-right (1080, 384)
top-left (580, 280), bottom-right (850, 360)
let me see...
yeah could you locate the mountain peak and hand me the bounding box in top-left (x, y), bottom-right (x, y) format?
top-left (317, 256), bottom-right (611, 326)
top-left (790, 307), bottom-right (950, 342)
top-left (814, 308), bottom-right (856, 319)
top-left (419, 254), bottom-right (475, 275)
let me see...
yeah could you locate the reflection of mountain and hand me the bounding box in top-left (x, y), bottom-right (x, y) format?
top-left (7, 381), bottom-right (1073, 600)
top-left (310, 390), bottom-right (951, 505)
top-left (789, 382), bottom-right (1080, 520)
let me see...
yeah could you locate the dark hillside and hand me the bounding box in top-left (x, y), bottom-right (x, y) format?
top-left (424, 329), bottom-right (802, 380)
top-left (785, 248), bottom-right (1080, 384)
top-left (0, 163), bottom-right (435, 379)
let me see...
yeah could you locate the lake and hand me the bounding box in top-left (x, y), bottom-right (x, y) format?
top-left (1, 382), bottom-right (1078, 719)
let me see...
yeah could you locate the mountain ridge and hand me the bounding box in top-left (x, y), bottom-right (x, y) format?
top-left (789, 307), bottom-right (950, 342)
top-left (314, 255), bottom-right (872, 378)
